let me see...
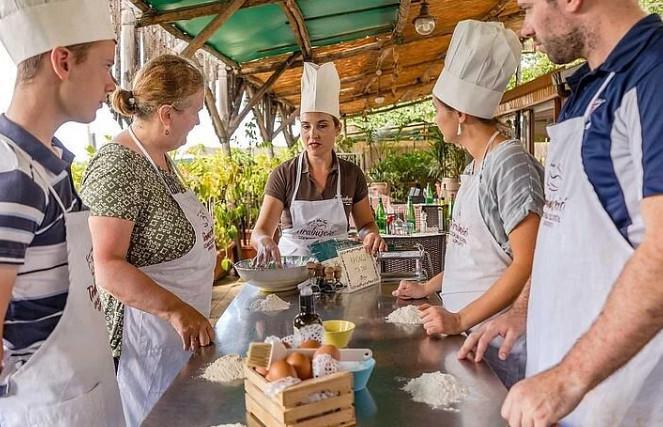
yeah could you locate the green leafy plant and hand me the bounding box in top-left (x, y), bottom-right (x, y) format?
top-left (425, 127), bottom-right (467, 181)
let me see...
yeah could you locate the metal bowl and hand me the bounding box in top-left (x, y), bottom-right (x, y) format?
top-left (234, 256), bottom-right (311, 292)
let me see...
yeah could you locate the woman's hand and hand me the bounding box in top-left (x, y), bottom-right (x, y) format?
top-left (392, 279), bottom-right (430, 300)
top-left (417, 303), bottom-right (464, 336)
top-left (362, 231), bottom-right (386, 255)
top-left (167, 302), bottom-right (214, 352)
top-left (254, 236), bottom-right (282, 267)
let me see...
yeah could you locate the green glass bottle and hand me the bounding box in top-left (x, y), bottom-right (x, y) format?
top-left (406, 196), bottom-right (416, 235)
top-left (424, 183), bottom-right (434, 204)
top-left (376, 195), bottom-right (387, 234)
top-left (446, 193), bottom-right (455, 231)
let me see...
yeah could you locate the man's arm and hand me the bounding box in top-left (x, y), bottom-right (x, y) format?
top-left (0, 265), bottom-right (18, 373)
top-left (557, 195), bottom-right (663, 389)
top-left (502, 195), bottom-right (663, 426)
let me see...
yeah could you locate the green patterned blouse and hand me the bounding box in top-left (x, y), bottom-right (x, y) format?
top-left (80, 142), bottom-right (196, 358)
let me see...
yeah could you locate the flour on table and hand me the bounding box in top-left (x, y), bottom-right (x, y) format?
top-left (200, 354), bottom-right (245, 383)
top-left (250, 294), bottom-right (291, 312)
top-left (385, 305), bottom-right (423, 324)
top-left (402, 372), bottom-right (468, 411)
top-left (210, 424), bottom-right (246, 427)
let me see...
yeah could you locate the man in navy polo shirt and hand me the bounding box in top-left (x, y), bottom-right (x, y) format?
top-left (458, 1), bottom-right (663, 425)
top-left (0, 0), bottom-right (124, 425)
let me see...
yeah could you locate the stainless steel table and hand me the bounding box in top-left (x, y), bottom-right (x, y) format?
top-left (144, 283), bottom-right (506, 427)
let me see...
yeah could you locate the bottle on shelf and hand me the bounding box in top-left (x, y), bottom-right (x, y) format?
top-left (376, 195), bottom-right (387, 234)
top-left (406, 196), bottom-right (416, 235)
top-left (293, 282), bottom-right (322, 333)
top-left (446, 193), bottom-right (455, 231)
top-left (424, 183), bottom-right (434, 204)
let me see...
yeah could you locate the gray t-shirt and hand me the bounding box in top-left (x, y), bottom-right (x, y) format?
top-left (465, 139), bottom-right (545, 256)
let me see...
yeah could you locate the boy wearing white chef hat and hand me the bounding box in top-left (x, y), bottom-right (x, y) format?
top-left (0, 1), bottom-right (123, 426)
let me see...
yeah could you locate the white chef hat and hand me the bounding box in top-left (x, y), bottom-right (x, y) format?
top-left (0, 0), bottom-right (116, 65)
top-left (432, 20), bottom-right (521, 119)
top-left (300, 62), bottom-right (341, 119)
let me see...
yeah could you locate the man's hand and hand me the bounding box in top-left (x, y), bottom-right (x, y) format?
top-left (501, 365), bottom-right (587, 427)
top-left (457, 307), bottom-right (526, 362)
top-left (417, 303), bottom-right (463, 335)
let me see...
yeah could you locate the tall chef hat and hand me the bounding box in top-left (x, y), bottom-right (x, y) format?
top-left (432, 20), bottom-right (521, 119)
top-left (0, 0), bottom-right (116, 65)
top-left (300, 62), bottom-right (341, 119)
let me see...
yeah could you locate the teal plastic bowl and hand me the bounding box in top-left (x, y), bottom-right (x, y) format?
top-left (346, 358), bottom-right (376, 391)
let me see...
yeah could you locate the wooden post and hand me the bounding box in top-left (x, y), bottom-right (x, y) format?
top-left (120, 7), bottom-right (137, 89)
top-left (204, 87), bottom-right (232, 156)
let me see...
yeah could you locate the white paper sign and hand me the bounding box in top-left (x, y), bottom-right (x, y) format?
top-left (337, 246), bottom-right (380, 293)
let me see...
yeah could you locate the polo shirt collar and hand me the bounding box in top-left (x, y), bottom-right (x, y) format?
top-left (0, 114), bottom-right (74, 174)
top-left (600, 14), bottom-right (661, 73)
top-left (302, 151), bottom-right (339, 174)
top-left (566, 14), bottom-right (662, 91)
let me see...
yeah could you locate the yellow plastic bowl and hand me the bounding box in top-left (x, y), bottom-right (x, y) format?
top-left (323, 320), bottom-right (356, 348)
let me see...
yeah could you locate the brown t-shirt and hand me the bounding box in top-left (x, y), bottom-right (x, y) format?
top-left (264, 152), bottom-right (369, 230)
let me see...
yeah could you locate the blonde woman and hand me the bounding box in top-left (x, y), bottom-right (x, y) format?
top-left (80, 55), bottom-right (215, 426)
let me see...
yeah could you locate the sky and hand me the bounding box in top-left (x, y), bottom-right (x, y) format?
top-left (0, 44), bottom-right (292, 161)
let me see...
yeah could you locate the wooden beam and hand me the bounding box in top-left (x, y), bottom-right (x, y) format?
top-left (275, 55), bottom-right (444, 99)
top-left (391, 0), bottom-right (411, 40)
top-left (280, 0), bottom-right (312, 60)
top-left (136, 0), bottom-right (275, 27)
top-left (341, 79), bottom-right (435, 104)
top-left (239, 39), bottom-right (386, 74)
top-left (230, 53), bottom-right (298, 132)
top-left (484, 0), bottom-right (512, 20)
top-left (127, 0), bottom-right (240, 69)
top-left (345, 97), bottom-right (432, 118)
top-left (180, 0), bottom-right (246, 58)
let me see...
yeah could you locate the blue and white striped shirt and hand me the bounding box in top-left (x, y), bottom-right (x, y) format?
top-left (561, 14), bottom-right (663, 247)
top-left (0, 114), bottom-right (79, 365)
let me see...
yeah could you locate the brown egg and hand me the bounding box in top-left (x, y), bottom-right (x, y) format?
top-left (255, 366), bottom-right (268, 377)
top-left (286, 352), bottom-right (312, 380)
top-left (266, 359), bottom-right (297, 382)
top-left (299, 339), bottom-right (321, 349)
top-left (313, 344), bottom-right (340, 360)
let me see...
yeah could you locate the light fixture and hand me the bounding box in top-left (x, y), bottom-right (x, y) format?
top-left (413, 1), bottom-right (436, 36)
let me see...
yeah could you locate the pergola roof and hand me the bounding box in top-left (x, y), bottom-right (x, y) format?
top-left (129, 0), bottom-right (524, 118)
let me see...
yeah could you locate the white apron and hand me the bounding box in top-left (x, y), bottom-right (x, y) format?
top-left (441, 132), bottom-right (526, 388)
top-left (117, 129), bottom-right (216, 427)
top-left (0, 137), bottom-right (124, 427)
top-left (527, 73), bottom-right (663, 426)
top-left (278, 152), bottom-right (348, 256)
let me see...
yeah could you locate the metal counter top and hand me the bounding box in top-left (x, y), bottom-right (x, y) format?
top-left (143, 283), bottom-right (506, 427)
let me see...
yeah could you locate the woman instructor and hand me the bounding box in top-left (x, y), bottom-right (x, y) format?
top-left (251, 62), bottom-right (385, 265)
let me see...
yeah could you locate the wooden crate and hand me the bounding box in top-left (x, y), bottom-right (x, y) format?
top-left (244, 365), bottom-right (356, 427)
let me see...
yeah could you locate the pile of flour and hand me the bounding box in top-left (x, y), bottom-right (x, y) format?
top-left (200, 354), bottom-right (245, 383)
top-left (249, 294), bottom-right (291, 312)
top-left (402, 372), bottom-right (468, 411)
top-left (385, 305), bottom-right (423, 324)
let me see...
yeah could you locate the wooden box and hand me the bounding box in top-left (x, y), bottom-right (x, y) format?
top-left (244, 365), bottom-right (356, 427)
